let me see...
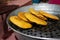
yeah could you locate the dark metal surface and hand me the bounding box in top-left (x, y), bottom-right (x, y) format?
top-left (7, 3), bottom-right (60, 40)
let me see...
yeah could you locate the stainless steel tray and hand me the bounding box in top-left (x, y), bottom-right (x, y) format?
top-left (7, 3), bottom-right (60, 40)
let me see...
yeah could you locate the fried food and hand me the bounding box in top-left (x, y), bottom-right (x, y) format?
top-left (18, 12), bottom-right (28, 21)
top-left (39, 10), bottom-right (59, 20)
top-left (29, 8), bottom-right (47, 20)
top-left (24, 12), bottom-right (47, 25)
top-left (9, 16), bottom-right (32, 29)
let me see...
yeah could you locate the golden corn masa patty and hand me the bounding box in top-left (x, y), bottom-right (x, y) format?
top-left (24, 12), bottom-right (47, 25)
top-left (39, 10), bottom-right (59, 20)
top-left (29, 8), bottom-right (47, 20)
top-left (9, 16), bottom-right (32, 29)
top-left (18, 12), bottom-right (28, 21)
